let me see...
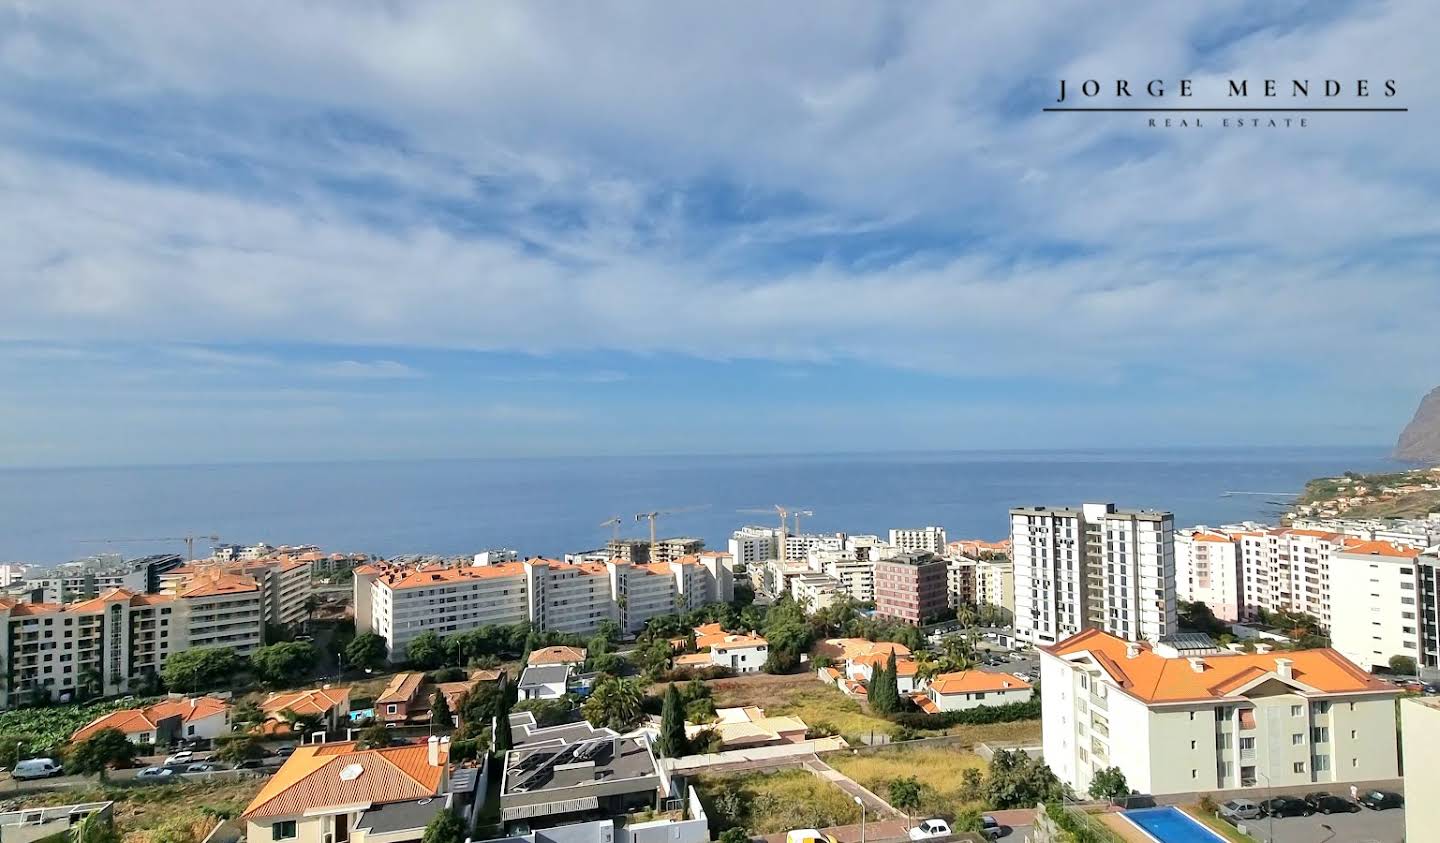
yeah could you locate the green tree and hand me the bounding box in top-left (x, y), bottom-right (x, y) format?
top-left (432, 688), bottom-right (455, 730)
top-left (493, 701), bottom-right (514, 753)
top-left (231, 699), bottom-right (264, 729)
top-left (162, 648), bottom-right (245, 692)
top-left (888, 776), bottom-right (923, 813)
top-left (215, 735), bottom-right (265, 765)
top-left (1088, 766), bottom-right (1130, 801)
top-left (657, 684), bottom-right (688, 757)
top-left (72, 809), bottom-right (119, 843)
top-left (1390, 654), bottom-right (1418, 676)
top-left (761, 598), bottom-right (811, 673)
top-left (407, 631), bottom-right (445, 669)
top-left (596, 618), bottom-right (622, 644)
top-left (958, 767), bottom-right (984, 802)
top-left (358, 724), bottom-right (393, 749)
top-left (634, 638), bottom-right (673, 678)
top-left (581, 676), bottom-right (645, 731)
top-left (718, 828), bottom-right (751, 843)
top-left (66, 728), bottom-right (137, 780)
top-left (250, 641), bottom-right (320, 686)
top-left (346, 632), bottom-right (388, 671)
top-left (459, 683), bottom-right (506, 730)
top-left (869, 651), bottom-right (901, 714)
top-left (280, 707), bottom-right (326, 737)
top-left (985, 749), bottom-right (1062, 809)
top-left (420, 810), bottom-right (465, 843)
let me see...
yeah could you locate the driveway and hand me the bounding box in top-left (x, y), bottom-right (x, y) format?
top-left (1235, 807), bottom-right (1404, 843)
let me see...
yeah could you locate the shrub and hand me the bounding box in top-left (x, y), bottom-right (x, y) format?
top-left (885, 695), bottom-right (1040, 729)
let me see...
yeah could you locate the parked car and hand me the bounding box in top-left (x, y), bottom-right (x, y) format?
top-left (1261, 795), bottom-right (1319, 812)
top-left (164, 750), bottom-right (194, 766)
top-left (1011, 672), bottom-right (1028, 681)
top-left (234, 759), bottom-right (265, 770)
top-left (784, 831), bottom-right (838, 843)
top-left (1217, 799), bottom-right (1262, 821)
top-left (979, 815), bottom-right (1003, 840)
top-left (909, 819), bottom-right (951, 841)
top-left (275, 745), bottom-right (296, 758)
top-left (1306, 794), bottom-right (1360, 814)
top-left (11, 758), bottom-right (64, 780)
top-left (1259, 796), bottom-right (1312, 817)
top-left (1424, 683), bottom-right (1440, 696)
top-left (1358, 790), bottom-right (1404, 810)
top-left (185, 763), bottom-right (217, 773)
top-left (136, 767), bottom-right (176, 781)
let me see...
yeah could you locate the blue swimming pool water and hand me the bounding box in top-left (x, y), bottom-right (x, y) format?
top-left (1123, 807), bottom-right (1228, 843)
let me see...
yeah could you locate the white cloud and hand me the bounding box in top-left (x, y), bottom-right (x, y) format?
top-left (306, 360), bottom-right (424, 380)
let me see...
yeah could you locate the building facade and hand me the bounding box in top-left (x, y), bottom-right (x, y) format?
top-left (1011, 503), bottom-right (1177, 645)
top-left (873, 552), bottom-right (948, 625)
top-left (1175, 530), bottom-right (1244, 622)
top-left (889, 527), bottom-right (948, 555)
top-left (1328, 541), bottom-right (1426, 674)
top-left (1040, 629), bottom-right (1400, 796)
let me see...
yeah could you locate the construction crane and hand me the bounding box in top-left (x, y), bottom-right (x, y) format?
top-left (76, 534), bottom-right (220, 561)
top-left (600, 517), bottom-right (624, 542)
top-left (791, 509), bottom-right (814, 534)
top-left (737, 505), bottom-right (796, 561)
top-left (633, 506), bottom-right (707, 561)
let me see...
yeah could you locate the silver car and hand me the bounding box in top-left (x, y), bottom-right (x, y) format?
top-left (1218, 799), bottom-right (1262, 821)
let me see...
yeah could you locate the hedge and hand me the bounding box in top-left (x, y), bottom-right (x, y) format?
top-left (885, 695), bottom-right (1040, 729)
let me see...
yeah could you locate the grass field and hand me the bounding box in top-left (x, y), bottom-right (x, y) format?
top-left (693, 769), bottom-right (860, 835)
top-left (709, 677), bottom-right (1041, 745)
top-left (0, 778), bottom-right (265, 843)
top-left (830, 745), bottom-right (985, 817)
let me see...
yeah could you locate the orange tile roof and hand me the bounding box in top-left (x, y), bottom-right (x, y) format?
top-left (72, 697), bottom-right (229, 743)
top-left (354, 564), bottom-right (381, 576)
top-left (1277, 529), bottom-right (1340, 541)
top-left (385, 562), bottom-right (527, 590)
top-left (910, 692), bottom-right (940, 713)
top-left (64, 588), bottom-right (141, 613)
top-left (376, 673), bottom-right (426, 705)
top-left (1191, 532), bottom-right (1236, 543)
top-left (180, 571), bottom-right (260, 598)
top-left (675, 652), bottom-right (713, 667)
top-left (929, 671), bottom-right (1031, 694)
top-left (8, 602), bottom-right (62, 616)
top-left (262, 687), bottom-right (351, 718)
top-left (242, 741), bottom-right (446, 819)
top-left (1335, 540), bottom-right (1420, 559)
top-left (528, 646), bottom-right (588, 666)
top-left (813, 638), bottom-right (912, 662)
top-left (1043, 629), bottom-right (1396, 704)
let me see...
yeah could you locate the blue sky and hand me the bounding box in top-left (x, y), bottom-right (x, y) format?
top-left (1, 1), bottom-right (1437, 466)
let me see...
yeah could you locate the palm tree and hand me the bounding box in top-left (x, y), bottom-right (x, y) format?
top-left (78, 668), bottom-right (103, 701)
top-left (72, 810), bottom-right (117, 843)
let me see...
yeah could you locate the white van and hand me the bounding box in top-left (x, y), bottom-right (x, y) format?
top-left (12, 758), bottom-right (64, 780)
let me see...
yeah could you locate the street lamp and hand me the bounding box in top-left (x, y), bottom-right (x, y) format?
top-left (1255, 771), bottom-right (1274, 843)
top-left (854, 796), bottom-right (865, 843)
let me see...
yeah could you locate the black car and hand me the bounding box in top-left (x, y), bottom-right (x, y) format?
top-left (1358, 790), bottom-right (1404, 810)
top-left (1306, 794), bottom-right (1360, 814)
top-left (1259, 796), bottom-right (1312, 818)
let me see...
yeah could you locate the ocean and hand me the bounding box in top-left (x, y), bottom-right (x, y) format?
top-left (0, 447), bottom-right (1403, 564)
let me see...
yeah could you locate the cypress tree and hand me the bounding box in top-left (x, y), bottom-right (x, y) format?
top-left (659, 683), bottom-right (688, 757)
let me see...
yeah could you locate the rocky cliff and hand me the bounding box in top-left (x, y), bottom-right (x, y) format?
top-left (1395, 386), bottom-right (1440, 463)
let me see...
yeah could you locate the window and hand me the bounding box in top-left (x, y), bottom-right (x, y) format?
top-left (1313, 755), bottom-right (1330, 772)
top-left (1292, 733), bottom-right (1304, 745)
top-left (1290, 704), bottom-right (1302, 716)
top-left (273, 823), bottom-right (297, 841)
top-left (386, 704), bottom-right (397, 715)
top-left (1293, 761), bottom-right (1305, 774)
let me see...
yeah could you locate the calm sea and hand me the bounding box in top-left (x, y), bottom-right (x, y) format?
top-left (0, 447), bottom-right (1402, 564)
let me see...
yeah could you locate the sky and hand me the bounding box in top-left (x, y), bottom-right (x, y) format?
top-left (1, 1), bottom-right (1437, 466)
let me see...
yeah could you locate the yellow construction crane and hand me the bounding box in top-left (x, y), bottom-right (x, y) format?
top-left (75, 534), bottom-right (221, 561)
top-left (633, 506), bottom-right (707, 560)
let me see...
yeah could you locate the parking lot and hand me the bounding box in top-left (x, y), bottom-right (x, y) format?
top-left (1235, 806), bottom-right (1405, 843)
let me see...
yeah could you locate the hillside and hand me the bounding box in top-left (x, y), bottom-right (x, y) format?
top-left (1395, 385), bottom-right (1440, 463)
top-left (1291, 467), bottom-right (1440, 520)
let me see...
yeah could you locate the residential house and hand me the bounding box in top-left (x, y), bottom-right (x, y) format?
top-left (375, 673), bottom-right (427, 725)
top-left (519, 665), bottom-right (571, 700)
top-left (528, 647), bottom-right (587, 669)
top-left (919, 672), bottom-right (1032, 713)
top-left (258, 687), bottom-right (352, 738)
top-left (681, 706), bottom-right (808, 750)
top-left (71, 697), bottom-right (230, 746)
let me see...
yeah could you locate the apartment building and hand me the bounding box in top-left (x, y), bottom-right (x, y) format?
top-left (809, 547), bottom-right (874, 602)
top-left (1041, 629), bottom-right (1400, 796)
top-left (790, 572), bottom-right (842, 611)
top-left (611, 562), bottom-right (677, 635)
top-left (890, 527), bottom-right (947, 555)
top-left (162, 555), bottom-right (313, 629)
top-left (27, 554), bottom-right (184, 604)
top-left (527, 560), bottom-right (615, 637)
top-left (1175, 530), bottom-right (1244, 621)
top-left (1328, 541), bottom-right (1427, 673)
top-left (974, 557), bottom-right (1015, 621)
top-left (873, 552), bottom-right (948, 625)
top-left (758, 559), bottom-right (813, 599)
top-left (728, 526), bottom-right (779, 570)
top-left (1240, 529), bottom-right (1340, 626)
top-left (946, 557), bottom-right (977, 609)
top-left (606, 537), bottom-right (704, 566)
top-left (1402, 697), bottom-right (1440, 842)
top-left (0, 573), bottom-right (263, 709)
top-left (1011, 503), bottom-right (1177, 646)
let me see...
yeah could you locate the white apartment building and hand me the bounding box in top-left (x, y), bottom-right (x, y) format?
top-left (790, 572), bottom-right (841, 612)
top-left (946, 557), bottom-right (977, 608)
top-left (1329, 541), bottom-right (1425, 673)
top-left (1042, 629), bottom-right (1401, 796)
top-left (974, 557), bottom-right (1015, 620)
top-left (809, 548), bottom-right (875, 602)
top-left (0, 572), bottom-right (264, 709)
top-left (728, 526), bottom-right (779, 570)
top-left (1402, 697), bottom-right (1440, 842)
top-left (890, 527), bottom-right (947, 555)
top-left (528, 559), bottom-right (615, 637)
top-left (1240, 529), bottom-right (1340, 626)
top-left (162, 555), bottom-right (314, 629)
top-left (1011, 503), bottom-right (1177, 645)
top-left (1175, 529), bottom-right (1244, 622)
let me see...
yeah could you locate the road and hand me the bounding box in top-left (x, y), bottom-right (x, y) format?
top-left (4, 757), bottom-right (281, 793)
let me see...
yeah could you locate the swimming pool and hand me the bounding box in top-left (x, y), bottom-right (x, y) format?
top-left (1122, 807), bottom-right (1230, 843)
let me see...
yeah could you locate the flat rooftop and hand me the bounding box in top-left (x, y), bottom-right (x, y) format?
top-left (502, 735), bottom-right (659, 799)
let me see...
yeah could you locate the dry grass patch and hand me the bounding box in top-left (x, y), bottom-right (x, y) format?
top-left (693, 769), bottom-right (860, 835)
top-left (941, 719), bottom-right (1041, 744)
top-left (712, 681), bottom-right (892, 738)
top-left (2, 779), bottom-right (266, 843)
top-left (830, 745), bottom-right (985, 817)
